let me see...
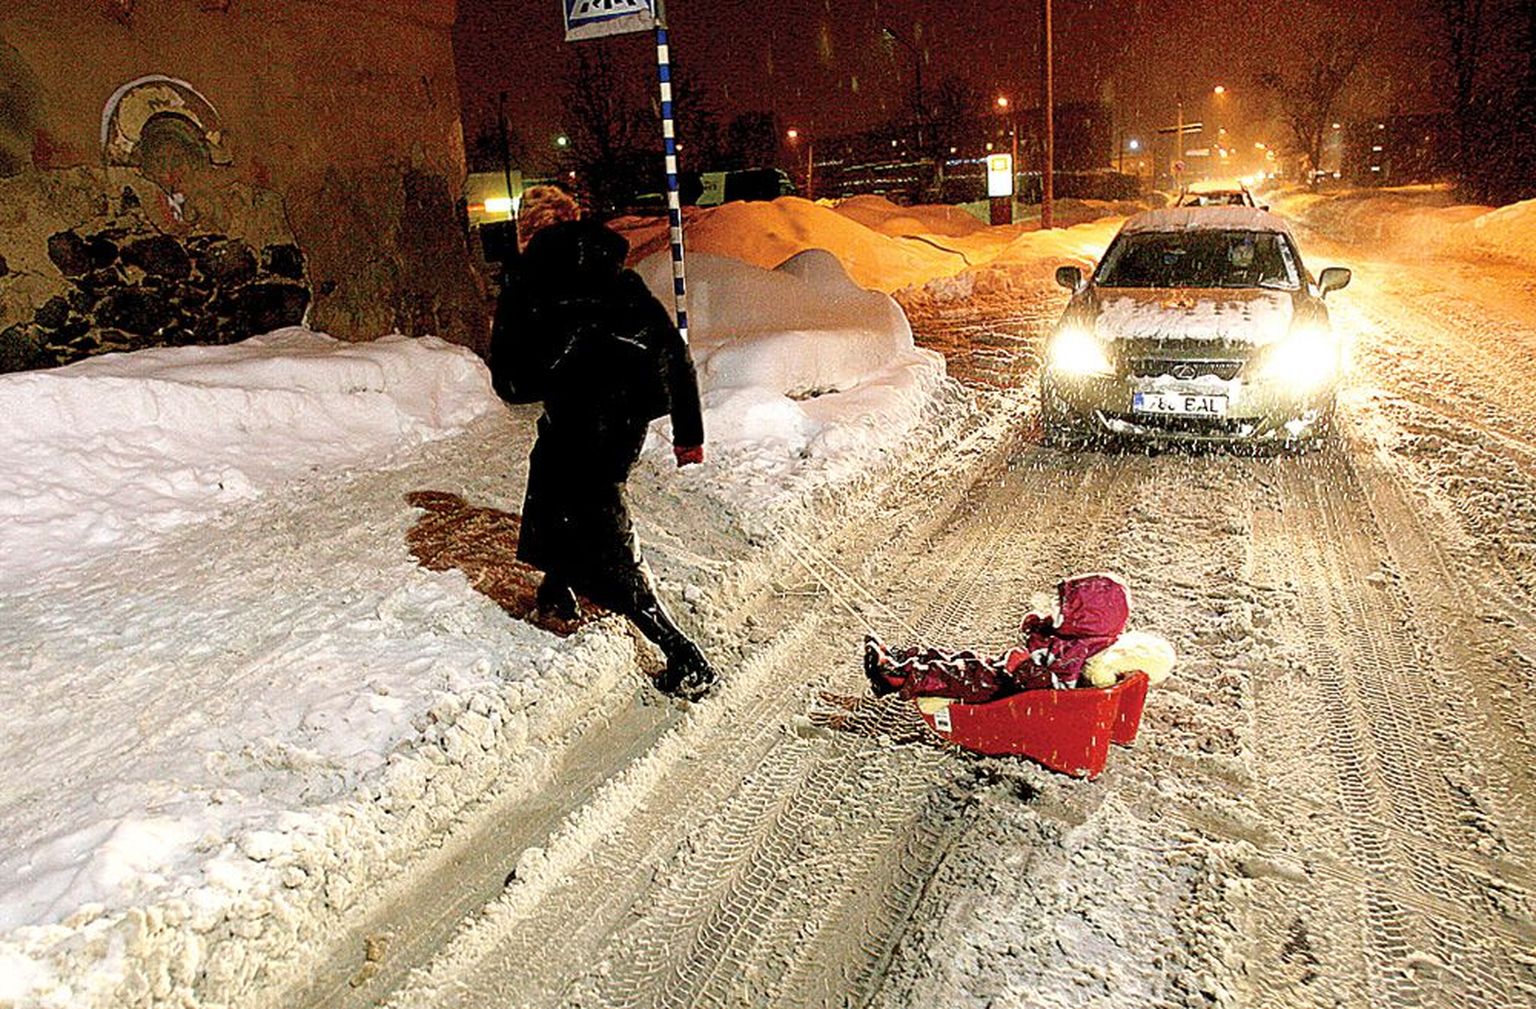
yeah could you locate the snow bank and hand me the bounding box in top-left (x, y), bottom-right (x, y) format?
top-left (831, 195), bottom-right (991, 238)
top-left (615, 196), bottom-right (1019, 293)
top-left (1450, 197), bottom-right (1536, 264)
top-left (0, 329), bottom-right (495, 588)
top-left (1272, 186), bottom-right (1536, 267)
top-left (896, 216), bottom-right (1126, 320)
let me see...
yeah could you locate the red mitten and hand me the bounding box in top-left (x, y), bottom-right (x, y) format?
top-left (674, 444), bottom-right (704, 467)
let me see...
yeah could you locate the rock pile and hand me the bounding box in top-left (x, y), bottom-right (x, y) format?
top-left (1, 224), bottom-right (310, 372)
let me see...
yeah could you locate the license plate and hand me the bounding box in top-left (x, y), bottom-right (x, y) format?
top-left (1132, 391), bottom-right (1229, 416)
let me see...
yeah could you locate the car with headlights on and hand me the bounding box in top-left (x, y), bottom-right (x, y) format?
top-left (1040, 206), bottom-right (1351, 448)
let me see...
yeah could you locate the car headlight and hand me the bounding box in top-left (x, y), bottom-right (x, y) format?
top-left (1257, 325), bottom-right (1339, 390)
top-left (1046, 325), bottom-right (1114, 377)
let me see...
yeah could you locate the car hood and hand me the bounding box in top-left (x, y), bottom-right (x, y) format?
top-left (1086, 288), bottom-right (1295, 345)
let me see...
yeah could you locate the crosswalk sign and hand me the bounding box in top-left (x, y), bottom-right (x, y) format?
top-left (563, 0), bottom-right (658, 41)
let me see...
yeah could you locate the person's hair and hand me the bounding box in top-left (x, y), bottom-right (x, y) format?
top-left (518, 185), bottom-right (581, 247)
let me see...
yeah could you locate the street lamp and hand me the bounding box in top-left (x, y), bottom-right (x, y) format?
top-left (786, 128), bottom-right (813, 199)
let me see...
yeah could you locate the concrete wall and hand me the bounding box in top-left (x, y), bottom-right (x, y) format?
top-left (0, 0), bottom-right (486, 372)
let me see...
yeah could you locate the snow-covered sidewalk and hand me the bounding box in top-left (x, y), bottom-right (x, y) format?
top-left (0, 236), bottom-right (1027, 1006)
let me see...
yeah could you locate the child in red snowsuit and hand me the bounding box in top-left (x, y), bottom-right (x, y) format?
top-left (865, 574), bottom-right (1130, 702)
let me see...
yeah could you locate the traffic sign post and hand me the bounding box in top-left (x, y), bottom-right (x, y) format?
top-left (986, 153), bottom-right (1014, 225)
top-left (562, 0), bottom-right (657, 41)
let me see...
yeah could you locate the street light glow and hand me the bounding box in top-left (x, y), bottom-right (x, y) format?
top-left (1213, 85), bottom-right (1227, 95)
top-left (786, 128), bottom-right (799, 141)
top-left (1128, 138), bottom-right (1141, 151)
top-left (996, 96), bottom-right (1009, 109)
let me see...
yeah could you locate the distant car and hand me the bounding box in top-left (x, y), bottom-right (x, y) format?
top-left (1040, 207), bottom-right (1352, 448)
top-left (1176, 181), bottom-right (1259, 208)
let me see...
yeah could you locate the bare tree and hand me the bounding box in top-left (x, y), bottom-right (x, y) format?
top-left (1433, 0), bottom-right (1536, 201)
top-left (722, 111), bottom-right (780, 171)
top-left (666, 59), bottom-right (724, 173)
top-left (1436, 0), bottom-right (1487, 173)
top-left (926, 74), bottom-right (986, 161)
top-left (563, 50), bottom-right (651, 211)
top-left (1256, 16), bottom-right (1380, 182)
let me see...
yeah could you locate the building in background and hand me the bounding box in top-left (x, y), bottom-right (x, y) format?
top-left (1341, 114), bottom-right (1455, 187)
top-left (0, 0), bottom-right (485, 373)
top-left (809, 101), bottom-right (1121, 204)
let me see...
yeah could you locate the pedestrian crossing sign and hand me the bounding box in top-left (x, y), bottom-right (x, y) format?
top-left (563, 0), bottom-right (658, 41)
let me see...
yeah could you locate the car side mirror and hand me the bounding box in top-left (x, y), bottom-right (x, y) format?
top-left (1319, 266), bottom-right (1351, 296)
top-left (1055, 265), bottom-right (1084, 291)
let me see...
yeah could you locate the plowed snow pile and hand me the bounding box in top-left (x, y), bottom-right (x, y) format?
top-left (1273, 186), bottom-right (1536, 266)
top-left (832, 195), bottom-right (992, 238)
top-left (613, 195), bottom-right (1106, 293)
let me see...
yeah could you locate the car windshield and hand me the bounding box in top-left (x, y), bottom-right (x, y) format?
top-left (1095, 229), bottom-right (1300, 289)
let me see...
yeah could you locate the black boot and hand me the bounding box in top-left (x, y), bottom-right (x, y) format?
top-left (536, 577), bottom-right (580, 621)
top-left (630, 599), bottom-right (719, 700)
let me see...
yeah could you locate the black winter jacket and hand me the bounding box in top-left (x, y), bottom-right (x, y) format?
top-left (488, 220), bottom-right (704, 457)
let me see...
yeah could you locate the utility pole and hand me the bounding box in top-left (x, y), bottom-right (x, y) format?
top-left (1176, 96), bottom-right (1184, 176)
top-left (496, 91), bottom-right (516, 226)
top-left (1041, 0), bottom-right (1055, 229)
top-left (882, 26), bottom-right (927, 171)
top-left (806, 137), bottom-right (814, 200)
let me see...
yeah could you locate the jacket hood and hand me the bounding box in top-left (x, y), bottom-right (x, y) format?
top-left (1054, 573), bottom-right (1130, 639)
top-left (523, 219), bottom-right (630, 283)
top-left (1085, 288), bottom-right (1295, 345)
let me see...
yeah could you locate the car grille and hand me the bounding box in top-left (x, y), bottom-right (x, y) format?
top-left (1128, 358), bottom-right (1244, 381)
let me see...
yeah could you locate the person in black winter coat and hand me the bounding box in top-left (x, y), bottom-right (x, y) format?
top-left (488, 186), bottom-right (717, 700)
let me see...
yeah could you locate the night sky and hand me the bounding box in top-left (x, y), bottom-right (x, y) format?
top-left (453, 1), bottom-right (1440, 159)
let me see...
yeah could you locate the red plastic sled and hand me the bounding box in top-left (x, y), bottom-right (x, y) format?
top-left (910, 672), bottom-right (1150, 779)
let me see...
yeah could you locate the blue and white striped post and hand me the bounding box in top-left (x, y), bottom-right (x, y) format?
top-left (653, 9), bottom-right (690, 345)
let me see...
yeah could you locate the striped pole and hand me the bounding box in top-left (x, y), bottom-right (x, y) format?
top-left (654, 14), bottom-right (689, 344)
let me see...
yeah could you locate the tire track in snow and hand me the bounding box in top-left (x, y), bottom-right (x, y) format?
top-left (1244, 450), bottom-right (1535, 1008)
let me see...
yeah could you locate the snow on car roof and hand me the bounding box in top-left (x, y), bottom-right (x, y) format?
top-left (1119, 206), bottom-right (1293, 235)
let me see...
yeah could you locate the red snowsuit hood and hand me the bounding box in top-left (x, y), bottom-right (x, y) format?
top-left (1053, 574), bottom-right (1131, 638)
top-left (1007, 574), bottom-right (1130, 688)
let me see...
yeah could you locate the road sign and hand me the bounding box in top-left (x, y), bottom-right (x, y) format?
top-left (1156, 122), bottom-right (1204, 135)
top-left (562, 0), bottom-right (657, 41)
top-left (697, 171), bottom-right (727, 207)
top-left (986, 153), bottom-right (1014, 197)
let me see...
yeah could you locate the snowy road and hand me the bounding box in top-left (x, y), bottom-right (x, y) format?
top-left (301, 219), bottom-right (1536, 1009)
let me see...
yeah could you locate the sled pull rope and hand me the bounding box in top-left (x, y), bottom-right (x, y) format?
top-left (778, 529), bottom-right (923, 642)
